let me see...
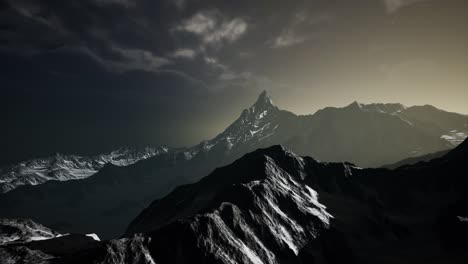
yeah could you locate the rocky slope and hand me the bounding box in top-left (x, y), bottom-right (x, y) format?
top-left (0, 146), bottom-right (169, 193)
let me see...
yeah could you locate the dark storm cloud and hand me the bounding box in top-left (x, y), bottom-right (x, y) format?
top-left (2, 0), bottom-right (467, 165)
top-left (2, 0), bottom-right (174, 71)
top-left (0, 0), bottom-right (388, 82)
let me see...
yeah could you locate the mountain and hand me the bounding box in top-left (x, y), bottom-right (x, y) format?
top-left (0, 218), bottom-right (101, 263)
top-left (122, 141), bottom-right (468, 263)
top-left (0, 146), bottom-right (169, 193)
top-left (0, 91), bottom-right (467, 239)
top-left (1, 139), bottom-right (467, 263)
top-left (178, 92), bottom-right (468, 168)
top-left (4, 91), bottom-right (465, 193)
top-left (287, 101), bottom-right (467, 167)
top-left (381, 149), bottom-right (450, 169)
top-left (0, 218), bottom-right (60, 245)
top-left (194, 91), bottom-right (300, 155)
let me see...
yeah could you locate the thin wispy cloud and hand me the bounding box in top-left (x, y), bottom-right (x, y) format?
top-left (113, 47), bottom-right (171, 72)
top-left (272, 30), bottom-right (308, 48)
top-left (271, 11), bottom-right (332, 49)
top-left (175, 11), bottom-right (248, 46)
top-left (172, 48), bottom-right (196, 59)
top-left (204, 56), bottom-right (228, 71)
top-left (73, 46), bottom-right (171, 73)
top-left (382, 0), bottom-right (426, 14)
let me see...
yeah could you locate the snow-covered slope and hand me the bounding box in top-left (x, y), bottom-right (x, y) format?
top-left (175, 91), bottom-right (298, 164)
top-left (0, 146), bottom-right (169, 193)
top-left (212, 90), bottom-right (281, 148)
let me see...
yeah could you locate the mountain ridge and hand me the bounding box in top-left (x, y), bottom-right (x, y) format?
top-left (0, 146), bottom-right (169, 193)
top-left (1, 138), bottom-right (467, 263)
top-left (2, 91), bottom-right (467, 192)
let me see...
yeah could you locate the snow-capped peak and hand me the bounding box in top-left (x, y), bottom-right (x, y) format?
top-left (172, 91), bottom-right (282, 160)
top-left (210, 91), bottom-right (280, 149)
top-left (252, 90), bottom-right (275, 110)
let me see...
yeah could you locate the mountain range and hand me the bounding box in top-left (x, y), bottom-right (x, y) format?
top-left (0, 91), bottom-right (467, 239)
top-left (1, 138), bottom-right (467, 263)
top-left (0, 147), bottom-right (169, 193)
top-left (2, 92), bottom-right (467, 193)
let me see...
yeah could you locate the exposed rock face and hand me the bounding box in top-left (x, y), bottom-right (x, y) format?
top-left (124, 146), bottom-right (334, 263)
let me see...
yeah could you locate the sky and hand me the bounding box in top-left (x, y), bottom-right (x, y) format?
top-left (1, 0), bottom-right (467, 164)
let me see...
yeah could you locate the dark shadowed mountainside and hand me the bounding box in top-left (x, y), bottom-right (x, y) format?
top-left (381, 149), bottom-right (450, 169)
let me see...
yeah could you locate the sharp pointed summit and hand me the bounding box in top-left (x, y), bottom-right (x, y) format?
top-left (252, 90), bottom-right (275, 110)
top-left (346, 100), bottom-right (362, 110)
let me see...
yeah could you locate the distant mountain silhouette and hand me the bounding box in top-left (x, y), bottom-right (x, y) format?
top-left (381, 149), bottom-right (450, 169)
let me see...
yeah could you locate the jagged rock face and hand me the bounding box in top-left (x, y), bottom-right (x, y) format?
top-left (123, 147), bottom-right (335, 264)
top-left (217, 90), bottom-right (284, 148)
top-left (126, 146), bottom-right (329, 236)
top-left (0, 146), bottom-right (169, 193)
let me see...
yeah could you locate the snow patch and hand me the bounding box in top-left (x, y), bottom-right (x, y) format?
top-left (441, 131), bottom-right (468, 146)
top-left (86, 233), bottom-right (101, 241)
